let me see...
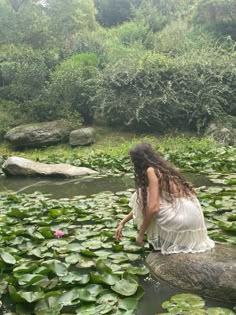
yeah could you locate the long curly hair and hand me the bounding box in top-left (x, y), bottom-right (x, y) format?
top-left (129, 143), bottom-right (195, 210)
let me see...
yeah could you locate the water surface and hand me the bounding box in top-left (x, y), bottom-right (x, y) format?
top-left (0, 173), bottom-right (212, 198)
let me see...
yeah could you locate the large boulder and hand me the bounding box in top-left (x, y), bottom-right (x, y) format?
top-left (2, 157), bottom-right (97, 178)
top-left (4, 120), bottom-right (73, 148)
top-left (70, 127), bottom-right (95, 146)
top-left (206, 122), bottom-right (236, 146)
top-left (146, 243), bottom-right (236, 303)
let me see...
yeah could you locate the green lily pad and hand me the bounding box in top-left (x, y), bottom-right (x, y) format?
top-left (0, 250), bottom-right (16, 265)
top-left (119, 297), bottom-right (139, 310)
top-left (97, 291), bottom-right (119, 305)
top-left (75, 257), bottom-right (95, 268)
top-left (80, 249), bottom-right (98, 257)
top-left (42, 260), bottom-right (68, 277)
top-left (18, 290), bottom-right (45, 303)
top-left (34, 296), bottom-right (63, 315)
top-left (82, 239), bottom-right (103, 250)
top-left (162, 293), bottom-right (205, 313)
top-left (18, 274), bottom-right (45, 286)
top-left (65, 254), bottom-right (82, 264)
top-left (38, 227), bottom-right (54, 239)
top-left (90, 272), bottom-right (120, 285)
top-left (67, 243), bottom-right (84, 252)
top-left (126, 265), bottom-right (149, 276)
top-left (8, 285), bottom-right (25, 303)
top-left (96, 260), bottom-right (112, 273)
top-left (76, 303), bottom-right (114, 315)
top-left (58, 288), bottom-right (80, 306)
top-left (61, 272), bottom-right (90, 284)
top-left (207, 308), bottom-right (236, 315)
top-left (112, 278), bottom-right (139, 296)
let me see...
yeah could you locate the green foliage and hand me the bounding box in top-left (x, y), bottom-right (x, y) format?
top-left (94, 0), bottom-right (141, 26)
top-left (193, 0), bottom-right (236, 39)
top-left (46, 0), bottom-right (97, 47)
top-left (0, 189), bottom-right (145, 314)
top-left (49, 53), bottom-right (99, 123)
top-left (134, 0), bottom-right (196, 32)
top-left (0, 45), bottom-right (52, 102)
top-left (155, 20), bottom-right (216, 54)
top-left (99, 51), bottom-right (236, 132)
top-left (160, 293), bottom-right (235, 314)
top-left (109, 21), bottom-right (151, 46)
top-left (0, 0), bottom-right (51, 48)
top-left (0, 0), bottom-right (235, 135)
top-left (73, 29), bottom-right (108, 66)
top-left (0, 100), bottom-right (28, 140)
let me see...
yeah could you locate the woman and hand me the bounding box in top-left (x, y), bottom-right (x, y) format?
top-left (115, 143), bottom-right (215, 254)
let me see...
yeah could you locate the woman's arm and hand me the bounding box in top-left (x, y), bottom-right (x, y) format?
top-left (136, 167), bottom-right (159, 245)
top-left (120, 211), bottom-right (133, 225)
top-left (115, 211), bottom-right (133, 241)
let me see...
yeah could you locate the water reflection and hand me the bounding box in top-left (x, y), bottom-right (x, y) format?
top-left (0, 173), bottom-right (212, 199)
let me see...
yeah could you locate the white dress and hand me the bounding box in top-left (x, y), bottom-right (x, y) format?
top-left (129, 191), bottom-right (215, 254)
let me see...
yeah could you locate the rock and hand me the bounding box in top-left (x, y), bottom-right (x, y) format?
top-left (212, 128), bottom-right (236, 145)
top-left (206, 123), bottom-right (218, 135)
top-left (70, 127), bottom-right (95, 146)
top-left (2, 157), bottom-right (97, 178)
top-left (146, 243), bottom-right (236, 302)
top-left (4, 120), bottom-right (73, 148)
top-left (206, 122), bottom-right (236, 146)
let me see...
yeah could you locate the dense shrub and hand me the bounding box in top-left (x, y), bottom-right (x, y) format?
top-left (0, 45), bottom-right (57, 103)
top-left (99, 52), bottom-right (236, 132)
top-left (154, 20), bottom-right (216, 54)
top-left (0, 100), bottom-right (29, 140)
top-left (48, 53), bottom-right (99, 124)
top-left (0, 0), bottom-right (235, 135)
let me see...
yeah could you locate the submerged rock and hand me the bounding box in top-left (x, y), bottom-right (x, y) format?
top-left (70, 127), bottom-right (96, 146)
top-left (146, 243), bottom-right (236, 303)
top-left (2, 157), bottom-right (97, 178)
top-left (4, 120), bottom-right (73, 148)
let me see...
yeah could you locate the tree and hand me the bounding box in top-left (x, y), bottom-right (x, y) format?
top-left (46, 0), bottom-right (97, 48)
top-left (94, 0), bottom-right (141, 26)
top-left (194, 0), bottom-right (236, 39)
top-left (134, 0), bottom-right (196, 32)
top-left (0, 0), bottom-right (51, 48)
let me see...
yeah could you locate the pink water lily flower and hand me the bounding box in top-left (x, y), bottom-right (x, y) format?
top-left (54, 230), bottom-right (64, 238)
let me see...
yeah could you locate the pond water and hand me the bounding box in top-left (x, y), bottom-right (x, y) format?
top-left (138, 275), bottom-right (234, 315)
top-left (0, 172), bottom-right (213, 198)
top-left (0, 172), bottom-right (234, 315)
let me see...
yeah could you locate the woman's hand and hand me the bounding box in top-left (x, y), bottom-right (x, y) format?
top-left (136, 234), bottom-right (144, 247)
top-left (115, 223), bottom-right (124, 241)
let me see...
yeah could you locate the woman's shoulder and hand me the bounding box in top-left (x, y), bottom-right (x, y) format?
top-left (147, 167), bottom-right (157, 175)
top-left (147, 167), bottom-right (160, 179)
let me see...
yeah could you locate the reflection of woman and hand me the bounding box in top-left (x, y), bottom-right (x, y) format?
top-left (116, 143), bottom-right (215, 254)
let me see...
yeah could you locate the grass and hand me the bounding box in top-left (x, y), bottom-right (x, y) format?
top-left (0, 127), bottom-right (218, 161)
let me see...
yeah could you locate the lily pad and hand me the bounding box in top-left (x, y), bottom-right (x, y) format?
top-left (112, 278), bottom-right (139, 296)
top-left (61, 272), bottom-right (90, 285)
top-left (76, 304), bottom-right (114, 315)
top-left (207, 308), bottom-right (236, 315)
top-left (97, 291), bottom-right (119, 305)
top-left (58, 288), bottom-right (80, 306)
top-left (18, 290), bottom-right (45, 303)
top-left (34, 296), bottom-right (63, 315)
top-left (42, 260), bottom-right (68, 277)
top-left (0, 250), bottom-right (16, 265)
top-left (90, 272), bottom-right (120, 285)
